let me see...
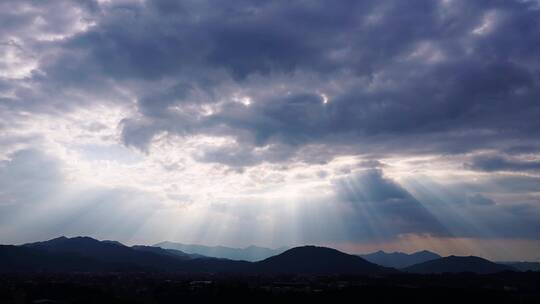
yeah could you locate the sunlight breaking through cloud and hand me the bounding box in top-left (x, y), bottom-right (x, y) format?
top-left (0, 0), bottom-right (539, 261)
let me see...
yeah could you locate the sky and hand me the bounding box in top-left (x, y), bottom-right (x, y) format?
top-left (1, 0), bottom-right (540, 261)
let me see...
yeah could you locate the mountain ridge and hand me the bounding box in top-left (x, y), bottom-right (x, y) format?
top-left (4, 237), bottom-right (390, 274)
top-left (404, 255), bottom-right (516, 274)
top-left (154, 241), bottom-right (287, 262)
top-left (359, 250), bottom-right (441, 268)
top-left (1, 236), bottom-right (533, 275)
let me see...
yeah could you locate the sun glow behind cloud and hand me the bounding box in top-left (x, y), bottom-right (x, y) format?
top-left (1, 102), bottom-right (539, 259)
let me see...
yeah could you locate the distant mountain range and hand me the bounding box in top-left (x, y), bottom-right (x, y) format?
top-left (17, 236), bottom-right (251, 273)
top-left (359, 250), bottom-right (441, 269)
top-left (154, 241), bottom-right (287, 262)
top-left (131, 245), bottom-right (206, 260)
top-left (403, 255), bottom-right (516, 274)
top-left (2, 236), bottom-right (386, 274)
top-left (0, 236), bottom-right (534, 275)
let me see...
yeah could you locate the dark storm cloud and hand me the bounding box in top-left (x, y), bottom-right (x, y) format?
top-left (402, 174), bottom-right (540, 240)
top-left (2, 0), bottom-right (540, 167)
top-left (111, 0), bottom-right (540, 164)
top-left (335, 169), bottom-right (449, 240)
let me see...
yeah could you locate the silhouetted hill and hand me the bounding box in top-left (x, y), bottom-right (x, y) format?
top-left (501, 262), bottom-right (540, 272)
top-left (0, 245), bottom-right (135, 272)
top-left (23, 236), bottom-right (188, 271)
top-left (16, 236), bottom-right (251, 273)
top-left (404, 255), bottom-right (516, 274)
top-left (360, 250), bottom-right (441, 268)
top-left (254, 246), bottom-right (394, 274)
top-left (3, 240), bottom-right (395, 275)
top-left (13, 237), bottom-right (524, 276)
top-left (154, 241), bottom-right (286, 261)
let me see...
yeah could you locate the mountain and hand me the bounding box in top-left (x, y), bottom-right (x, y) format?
top-left (17, 236), bottom-right (252, 273)
top-left (253, 246), bottom-right (394, 274)
top-left (154, 241), bottom-right (287, 261)
top-left (360, 250), bottom-right (441, 268)
top-left (501, 262), bottom-right (540, 272)
top-left (0, 245), bottom-right (128, 272)
top-left (4, 237), bottom-right (397, 275)
top-left (25, 236), bottom-right (533, 276)
top-left (23, 236), bottom-right (189, 271)
top-left (131, 245), bottom-right (203, 260)
top-left (404, 255), bottom-right (516, 274)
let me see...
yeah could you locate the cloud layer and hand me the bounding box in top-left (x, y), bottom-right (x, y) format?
top-left (1, 0), bottom-right (540, 260)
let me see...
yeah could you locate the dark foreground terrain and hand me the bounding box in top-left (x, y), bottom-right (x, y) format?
top-left (2, 238), bottom-right (539, 303)
top-left (1, 271), bottom-right (539, 304)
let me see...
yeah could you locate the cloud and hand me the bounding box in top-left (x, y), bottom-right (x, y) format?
top-left (334, 169), bottom-right (449, 240)
top-left (0, 0), bottom-right (537, 167)
top-left (0, 148), bottom-right (164, 244)
top-left (401, 174), bottom-right (540, 240)
top-left (0, 0), bottom-right (540, 258)
top-left (0, 149), bottom-right (63, 207)
top-left (105, 0), bottom-right (540, 163)
top-left (467, 154), bottom-right (540, 172)
top-left (467, 193), bottom-right (496, 206)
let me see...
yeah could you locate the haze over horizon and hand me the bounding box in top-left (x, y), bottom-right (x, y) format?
top-left (1, 0), bottom-right (540, 262)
